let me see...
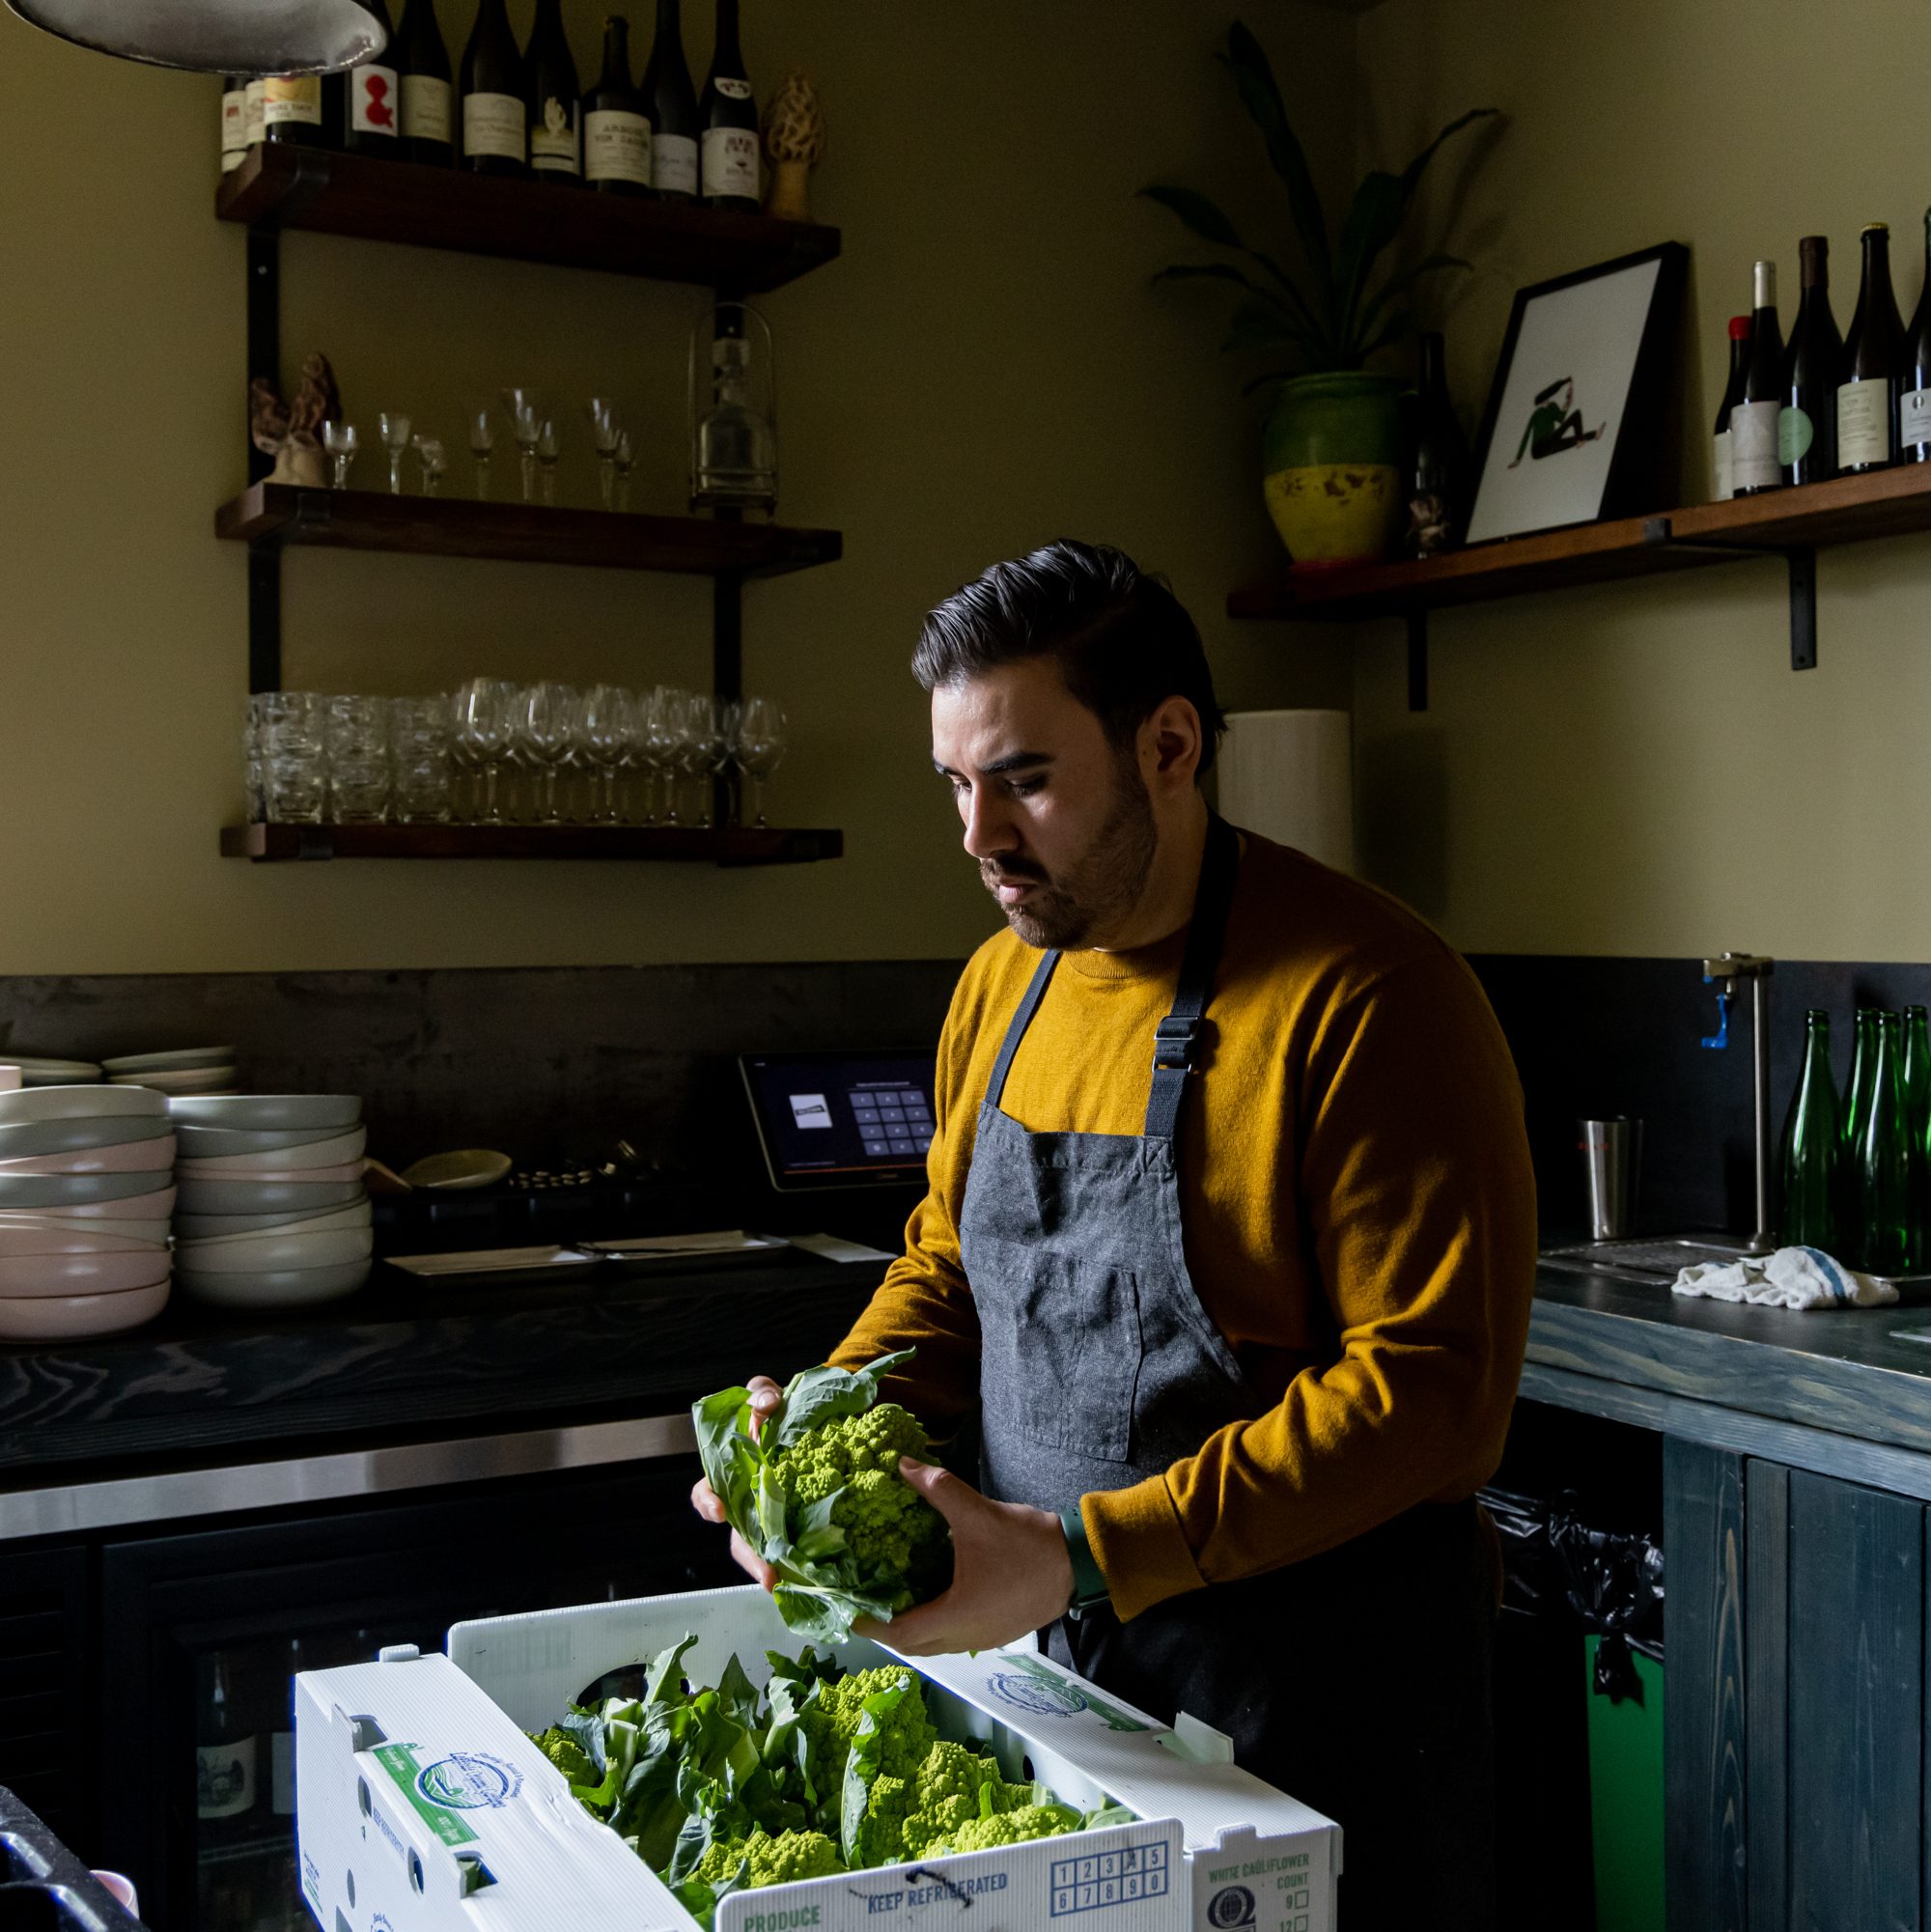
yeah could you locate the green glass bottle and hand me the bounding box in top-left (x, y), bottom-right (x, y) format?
top-left (1856, 1011), bottom-right (1914, 1274)
top-left (1778, 1009), bottom-right (1841, 1249)
top-left (1843, 1008), bottom-right (1880, 1154)
top-left (1902, 1006), bottom-right (1931, 1141)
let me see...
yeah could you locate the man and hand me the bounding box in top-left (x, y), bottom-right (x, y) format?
top-left (694, 541), bottom-right (1537, 1931)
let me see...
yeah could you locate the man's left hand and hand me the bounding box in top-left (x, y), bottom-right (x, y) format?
top-left (863, 1459), bottom-right (1075, 1655)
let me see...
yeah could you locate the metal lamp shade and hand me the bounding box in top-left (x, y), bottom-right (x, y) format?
top-left (4, 0), bottom-right (384, 72)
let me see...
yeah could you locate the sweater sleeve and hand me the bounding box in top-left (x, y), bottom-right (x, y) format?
top-left (826, 968), bottom-right (986, 1430)
top-left (1082, 950), bottom-right (1539, 1622)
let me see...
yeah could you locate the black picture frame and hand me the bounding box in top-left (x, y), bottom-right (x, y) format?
top-left (1465, 240), bottom-right (1689, 546)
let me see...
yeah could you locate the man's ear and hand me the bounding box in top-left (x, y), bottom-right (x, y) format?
top-left (1141, 696), bottom-right (1203, 790)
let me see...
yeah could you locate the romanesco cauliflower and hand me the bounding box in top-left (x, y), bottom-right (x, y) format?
top-left (692, 1830), bottom-right (846, 1890)
top-left (932, 1805), bottom-right (1082, 1857)
top-left (770, 1405), bottom-right (949, 1582)
top-left (900, 1741), bottom-right (1033, 1855)
top-left (799, 1666), bottom-right (937, 1778)
top-left (529, 1728), bottom-right (596, 1785)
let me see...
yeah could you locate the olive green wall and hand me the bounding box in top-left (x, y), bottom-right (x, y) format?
top-left (0, 0), bottom-right (1352, 973)
top-left (1344, 0), bottom-right (1931, 962)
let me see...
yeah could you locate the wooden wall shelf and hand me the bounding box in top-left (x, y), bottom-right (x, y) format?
top-left (217, 143), bottom-right (841, 293)
top-left (221, 824), bottom-right (844, 865)
top-left (217, 484), bottom-right (843, 578)
top-left (1228, 465), bottom-right (1931, 707)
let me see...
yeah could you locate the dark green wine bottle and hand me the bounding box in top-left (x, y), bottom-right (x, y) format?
top-left (1856, 1012), bottom-right (1914, 1274)
top-left (1902, 1006), bottom-right (1931, 1141)
top-left (1778, 1009), bottom-right (1841, 1249)
top-left (1842, 1009), bottom-right (1879, 1154)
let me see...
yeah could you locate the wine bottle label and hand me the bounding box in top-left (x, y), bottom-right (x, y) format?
top-left (1777, 406), bottom-right (1814, 466)
top-left (1901, 385), bottom-right (1931, 449)
top-left (244, 78), bottom-right (266, 144)
top-left (196, 1736), bottom-right (258, 1818)
top-left (1713, 429), bottom-right (1733, 502)
top-left (221, 90), bottom-right (248, 166)
top-left (1837, 378), bottom-right (1891, 466)
top-left (586, 108), bottom-right (652, 183)
top-left (403, 73), bottom-right (452, 144)
top-left (653, 131), bottom-right (696, 194)
top-left (262, 76), bottom-right (322, 126)
top-left (350, 64), bottom-right (400, 136)
top-left (702, 125), bottom-right (759, 199)
top-left (1730, 400), bottom-right (1780, 490)
top-left (530, 98), bottom-right (579, 171)
top-left (715, 75), bottom-right (752, 99)
top-left (463, 91), bottom-right (525, 160)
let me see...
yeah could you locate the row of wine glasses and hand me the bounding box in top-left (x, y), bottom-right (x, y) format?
top-left (319, 392), bottom-right (639, 510)
top-left (449, 681), bottom-right (787, 828)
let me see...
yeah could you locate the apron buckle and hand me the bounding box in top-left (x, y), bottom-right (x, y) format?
top-left (1153, 1014), bottom-right (1201, 1072)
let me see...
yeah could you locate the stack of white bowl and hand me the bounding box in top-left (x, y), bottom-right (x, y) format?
top-left (0, 1086), bottom-right (175, 1342)
top-left (171, 1095), bottom-right (371, 1308)
top-left (0, 1055), bottom-right (103, 1087)
top-left (103, 1046), bottom-right (238, 1097)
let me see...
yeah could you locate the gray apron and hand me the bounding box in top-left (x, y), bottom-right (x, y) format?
top-left (960, 816), bottom-right (1497, 1932)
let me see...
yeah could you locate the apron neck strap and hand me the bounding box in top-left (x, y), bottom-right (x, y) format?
top-left (1143, 813), bottom-right (1240, 1141)
top-left (983, 813), bottom-right (1241, 1128)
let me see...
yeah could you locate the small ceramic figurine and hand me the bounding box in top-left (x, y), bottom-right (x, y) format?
top-left (250, 351), bottom-right (341, 488)
top-left (1408, 490), bottom-right (1453, 558)
top-left (761, 71), bottom-right (824, 223)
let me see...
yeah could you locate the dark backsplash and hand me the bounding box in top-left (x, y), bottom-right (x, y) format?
top-left (0, 952), bottom-right (1907, 1241)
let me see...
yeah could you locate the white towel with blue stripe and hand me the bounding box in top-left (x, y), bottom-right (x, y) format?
top-left (1671, 1245), bottom-right (1897, 1309)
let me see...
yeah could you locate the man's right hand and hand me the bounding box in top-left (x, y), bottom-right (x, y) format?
top-left (689, 1374), bottom-right (784, 1591)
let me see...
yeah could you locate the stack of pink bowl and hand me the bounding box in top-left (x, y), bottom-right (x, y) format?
top-left (0, 1085), bottom-right (175, 1342)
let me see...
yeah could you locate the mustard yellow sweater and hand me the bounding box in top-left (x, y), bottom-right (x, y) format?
top-left (830, 831), bottom-right (1538, 1622)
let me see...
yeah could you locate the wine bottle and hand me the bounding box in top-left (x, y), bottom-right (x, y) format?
top-left (1904, 1005), bottom-right (1931, 1144)
top-left (220, 75), bottom-right (249, 172)
top-left (196, 1650), bottom-right (261, 1831)
top-left (261, 72), bottom-right (324, 147)
top-left (394, 0), bottom-right (453, 164)
top-left (1838, 221), bottom-right (1903, 473)
top-left (1857, 1012), bottom-right (1915, 1273)
top-left (524, 0), bottom-right (580, 182)
top-left (1778, 1009), bottom-right (1841, 1250)
top-left (340, 0), bottom-right (401, 155)
top-left (698, 0), bottom-right (757, 210)
top-left (1408, 329), bottom-right (1470, 554)
top-left (461, 0), bottom-right (526, 174)
top-left (1901, 210), bottom-right (1931, 464)
top-left (584, 15), bottom-right (651, 194)
top-left (243, 75), bottom-right (266, 149)
top-left (1732, 260), bottom-right (1784, 494)
top-left (639, 0), bottom-right (697, 199)
top-left (1713, 314), bottom-right (1749, 502)
top-left (1780, 234), bottom-right (1841, 485)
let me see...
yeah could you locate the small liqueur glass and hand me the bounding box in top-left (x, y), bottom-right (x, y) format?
top-left (378, 411), bottom-right (413, 494)
top-left (589, 398), bottom-right (623, 511)
top-left (411, 435), bottom-right (447, 497)
top-left (322, 420), bottom-right (359, 490)
top-left (537, 419), bottom-right (561, 507)
top-left (467, 406), bottom-right (495, 500)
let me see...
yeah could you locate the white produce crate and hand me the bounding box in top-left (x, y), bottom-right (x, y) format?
top-left (293, 1584), bottom-right (1338, 1932)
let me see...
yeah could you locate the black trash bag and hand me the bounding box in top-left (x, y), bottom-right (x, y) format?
top-left (1547, 1497), bottom-right (1665, 1705)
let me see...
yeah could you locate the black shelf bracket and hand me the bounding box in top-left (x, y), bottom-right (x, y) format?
top-left (1643, 517), bottom-right (1819, 672)
top-left (1405, 610), bottom-right (1428, 712)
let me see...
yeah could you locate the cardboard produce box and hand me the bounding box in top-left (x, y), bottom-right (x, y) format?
top-left (294, 1585), bottom-right (1339, 1932)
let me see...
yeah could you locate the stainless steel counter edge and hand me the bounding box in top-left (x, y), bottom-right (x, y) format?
top-left (0, 1411), bottom-right (698, 1541)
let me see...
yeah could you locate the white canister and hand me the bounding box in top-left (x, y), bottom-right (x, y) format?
top-left (1214, 709), bottom-right (1355, 875)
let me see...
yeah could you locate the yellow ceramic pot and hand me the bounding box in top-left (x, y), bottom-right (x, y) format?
top-left (1262, 372), bottom-right (1405, 567)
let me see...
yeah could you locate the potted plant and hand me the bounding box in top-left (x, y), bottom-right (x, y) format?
top-left (1144, 24), bottom-right (1496, 568)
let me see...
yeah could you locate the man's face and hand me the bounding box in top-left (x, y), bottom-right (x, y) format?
top-left (931, 659), bottom-right (1157, 951)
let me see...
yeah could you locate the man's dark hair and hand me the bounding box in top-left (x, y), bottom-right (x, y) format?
top-left (911, 540), bottom-right (1227, 776)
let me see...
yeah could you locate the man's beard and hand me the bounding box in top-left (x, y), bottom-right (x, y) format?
top-left (980, 762), bottom-right (1158, 950)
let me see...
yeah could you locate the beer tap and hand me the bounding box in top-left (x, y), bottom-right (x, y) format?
top-left (1701, 952), bottom-right (1776, 1253)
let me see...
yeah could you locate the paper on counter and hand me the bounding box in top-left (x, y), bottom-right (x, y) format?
top-left (581, 1229), bottom-right (786, 1257)
top-left (386, 1245), bottom-right (599, 1276)
top-left (789, 1232), bottom-right (896, 1264)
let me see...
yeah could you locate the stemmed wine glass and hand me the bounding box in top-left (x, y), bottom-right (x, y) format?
top-left (452, 677), bottom-right (517, 826)
top-left (537, 419), bottom-right (561, 507)
top-left (589, 399), bottom-right (623, 512)
top-left (322, 420), bottom-right (359, 490)
top-left (736, 697), bottom-right (788, 828)
top-left (502, 388), bottom-right (545, 504)
top-left (378, 411), bottom-right (412, 494)
top-left (517, 682), bottom-right (577, 824)
top-left (578, 684), bottom-right (629, 823)
top-left (412, 435), bottom-right (447, 496)
top-left (613, 430), bottom-right (634, 513)
top-left (467, 405), bottom-right (495, 499)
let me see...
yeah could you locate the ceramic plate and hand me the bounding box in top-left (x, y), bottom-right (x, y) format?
top-left (0, 1170), bottom-right (172, 1208)
top-left (172, 1201), bottom-right (374, 1239)
top-left (399, 1149), bottom-right (513, 1190)
top-left (0, 1248), bottom-right (172, 1298)
top-left (174, 1177), bottom-right (366, 1214)
top-left (0, 1223), bottom-right (166, 1258)
top-left (177, 1259), bottom-right (371, 1308)
top-left (0, 1134), bottom-right (176, 1177)
top-left (173, 1227), bottom-right (373, 1273)
top-left (0, 1086), bottom-right (166, 1128)
top-left (99, 1047), bottom-right (238, 1073)
top-left (0, 1114), bottom-right (174, 1159)
top-left (172, 1127), bottom-right (366, 1173)
top-left (172, 1123), bottom-right (354, 1158)
top-left (169, 1095), bottom-right (362, 1133)
top-left (108, 1069), bottom-right (237, 1095)
top-left (0, 1277), bottom-right (170, 1341)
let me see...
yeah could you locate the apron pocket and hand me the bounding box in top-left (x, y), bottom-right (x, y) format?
top-left (972, 1236), bottom-right (1142, 1463)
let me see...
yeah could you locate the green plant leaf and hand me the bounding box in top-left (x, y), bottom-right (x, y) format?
top-left (1137, 183), bottom-right (1245, 250)
top-left (1219, 21), bottom-right (1332, 291)
top-left (1221, 298), bottom-right (1305, 357)
top-left (772, 1351), bottom-right (912, 1449)
top-left (1356, 250), bottom-right (1471, 342)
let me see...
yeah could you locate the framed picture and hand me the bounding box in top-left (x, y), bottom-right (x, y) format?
top-left (1465, 240), bottom-right (1688, 546)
